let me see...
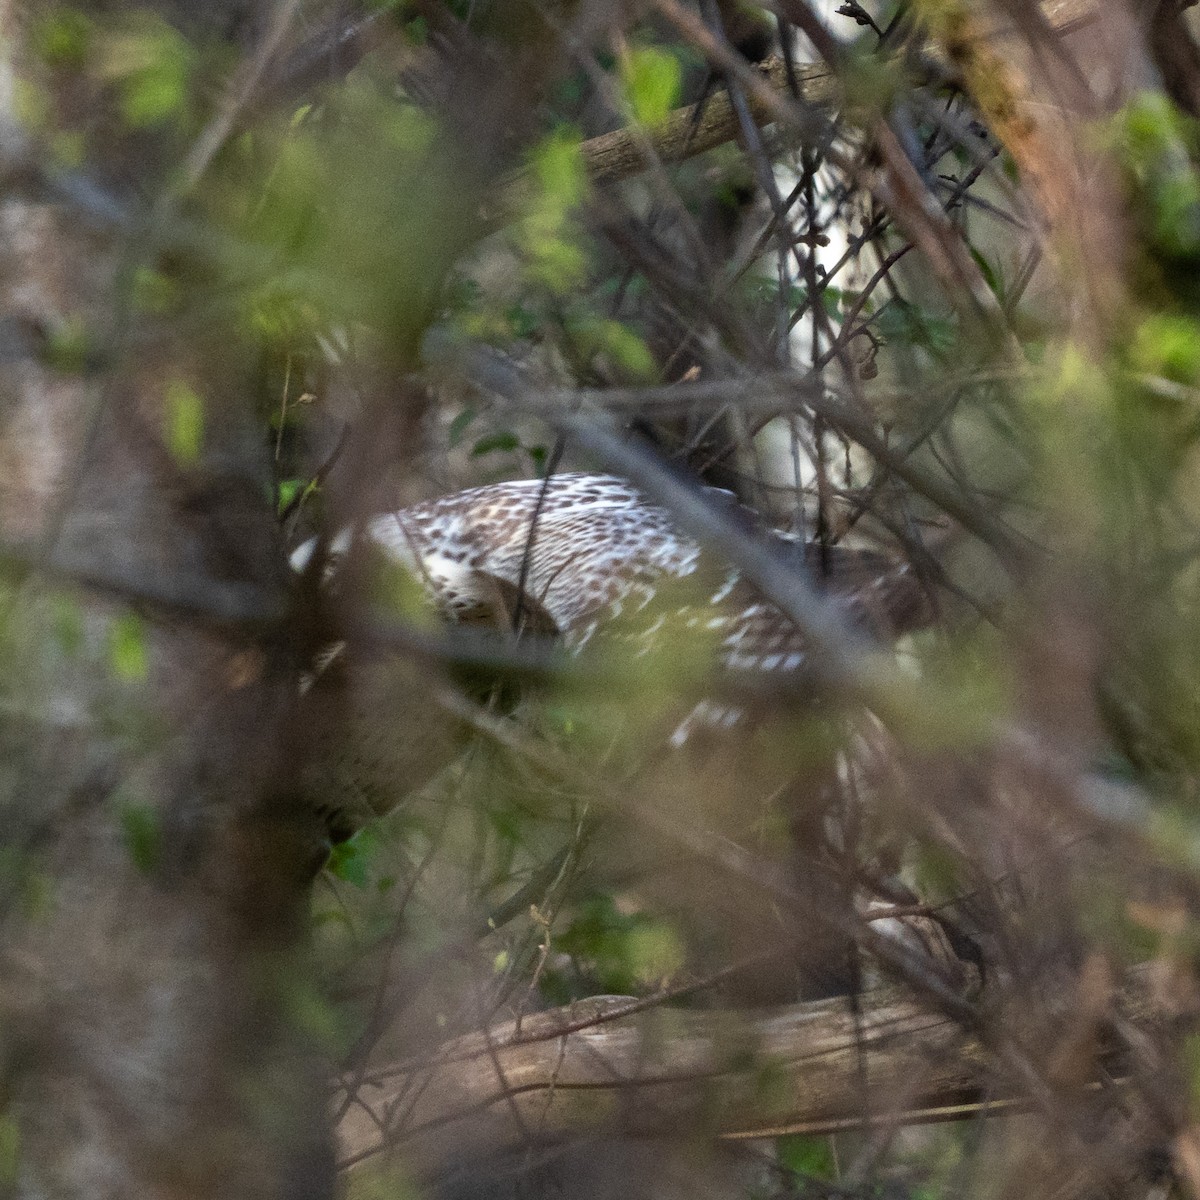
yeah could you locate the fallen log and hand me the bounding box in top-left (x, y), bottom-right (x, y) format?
top-left (336, 965), bottom-right (1187, 1179)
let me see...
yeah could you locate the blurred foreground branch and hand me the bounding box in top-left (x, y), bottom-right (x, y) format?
top-left (577, 0), bottom-right (1099, 187)
top-left (338, 966), bottom-right (1186, 1177)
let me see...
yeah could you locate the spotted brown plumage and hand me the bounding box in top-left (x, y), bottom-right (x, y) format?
top-left (300, 472), bottom-right (972, 994)
top-left (358, 472), bottom-right (933, 676)
top-left (297, 470), bottom-right (932, 820)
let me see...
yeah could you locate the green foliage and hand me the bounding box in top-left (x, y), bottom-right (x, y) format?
top-left (50, 595), bottom-right (83, 659)
top-left (118, 798), bottom-right (161, 873)
top-left (517, 128), bottom-right (589, 292)
top-left (874, 298), bottom-right (958, 358)
top-left (542, 893), bottom-right (686, 1000)
top-left (108, 613), bottom-right (148, 682)
top-left (32, 8), bottom-right (91, 66)
top-left (1114, 92), bottom-right (1200, 259)
top-left (447, 406), bottom-right (478, 447)
top-left (470, 431), bottom-right (520, 457)
top-left (1130, 313), bottom-right (1200, 385)
top-left (777, 1134), bottom-right (837, 1182)
top-left (43, 316), bottom-right (92, 374)
top-left (276, 477), bottom-right (316, 515)
top-left (97, 15), bottom-right (196, 129)
top-left (131, 267), bottom-right (182, 317)
top-left (164, 380), bottom-right (204, 464)
top-left (568, 315), bottom-right (657, 381)
top-left (619, 44), bottom-right (682, 127)
top-left (326, 828), bottom-right (381, 890)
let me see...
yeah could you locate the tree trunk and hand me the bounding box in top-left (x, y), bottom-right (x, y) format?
top-left (0, 4), bottom-right (327, 1197)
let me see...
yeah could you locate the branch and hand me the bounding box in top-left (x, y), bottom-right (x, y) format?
top-left (574, 0), bottom-right (1099, 189)
top-left (336, 968), bottom-right (1179, 1178)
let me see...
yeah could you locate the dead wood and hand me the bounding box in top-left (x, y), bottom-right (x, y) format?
top-left (337, 967), bottom-right (1188, 1179)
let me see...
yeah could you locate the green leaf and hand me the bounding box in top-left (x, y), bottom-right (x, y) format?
top-left (969, 245), bottom-right (1002, 299)
top-left (119, 800), bottom-right (161, 873)
top-left (102, 20), bottom-right (194, 128)
top-left (164, 380), bottom-right (204, 464)
top-left (109, 612), bottom-right (148, 682)
top-left (326, 828), bottom-right (379, 889)
top-left (33, 8), bottom-right (91, 65)
top-left (620, 45), bottom-right (682, 127)
top-left (277, 478), bottom-right (304, 513)
top-left (507, 304), bottom-right (540, 338)
top-left (448, 406), bottom-right (478, 447)
top-left (625, 922), bottom-right (685, 986)
top-left (520, 129), bottom-right (589, 291)
top-left (570, 317), bottom-right (657, 380)
top-left (531, 127), bottom-right (587, 209)
top-left (777, 1134), bottom-right (837, 1180)
top-left (471, 431), bottom-right (520, 457)
top-left (1132, 314), bottom-right (1200, 384)
top-left (599, 321), bottom-right (655, 379)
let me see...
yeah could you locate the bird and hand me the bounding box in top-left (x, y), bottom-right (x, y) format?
top-left (317, 470), bottom-right (932, 671)
top-left (293, 472), bottom-right (935, 818)
top-left (297, 470), bottom-right (975, 996)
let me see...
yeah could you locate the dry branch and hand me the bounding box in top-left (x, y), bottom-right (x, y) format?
top-left (337, 969), bottom-right (1181, 1179)
top-left (576, 0), bottom-right (1099, 189)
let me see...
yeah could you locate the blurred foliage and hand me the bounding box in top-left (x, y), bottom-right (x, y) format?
top-left (19, 0), bottom-right (1200, 1196)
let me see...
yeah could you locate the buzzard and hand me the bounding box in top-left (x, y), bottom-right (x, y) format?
top-left (303, 470), bottom-right (932, 670)
top-left (299, 471), bottom-right (971, 994)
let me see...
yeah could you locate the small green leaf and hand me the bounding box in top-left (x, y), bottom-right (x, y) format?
top-left (777, 1134), bottom-right (837, 1180)
top-left (507, 304), bottom-right (540, 338)
top-left (34, 8), bottom-right (91, 66)
top-left (326, 832), bottom-right (374, 889)
top-left (164, 379), bottom-right (204, 464)
top-left (620, 44), bottom-right (682, 127)
top-left (570, 317), bottom-right (656, 380)
top-left (119, 800), bottom-right (161, 873)
top-left (109, 612), bottom-right (148, 682)
top-left (471, 431), bottom-right (521, 457)
top-left (969, 245), bottom-right (1002, 299)
top-left (448, 406), bottom-right (478, 447)
top-left (103, 21), bottom-right (194, 128)
top-left (1132, 314), bottom-right (1200, 384)
top-left (277, 478), bottom-right (304, 513)
top-left (531, 127), bottom-right (587, 209)
top-left (625, 922), bottom-right (685, 986)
